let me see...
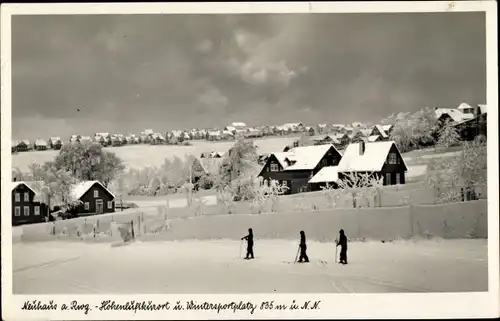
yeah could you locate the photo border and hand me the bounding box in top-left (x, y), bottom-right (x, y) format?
top-left (1, 1), bottom-right (498, 319)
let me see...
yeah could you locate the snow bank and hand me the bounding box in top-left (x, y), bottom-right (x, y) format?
top-left (16, 200), bottom-right (487, 243)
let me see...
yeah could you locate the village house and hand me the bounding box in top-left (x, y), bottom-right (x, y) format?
top-left (336, 140), bottom-right (408, 186)
top-left (244, 128), bottom-right (263, 139)
top-left (434, 105), bottom-right (475, 126)
top-left (69, 135), bottom-right (81, 143)
top-left (11, 181), bottom-right (49, 226)
top-left (48, 137), bottom-right (63, 150)
top-left (15, 140), bottom-right (30, 152)
top-left (67, 181), bottom-right (116, 217)
top-left (451, 104), bottom-right (487, 141)
top-left (34, 139), bottom-right (48, 151)
top-left (310, 134), bottom-right (338, 146)
top-left (308, 166), bottom-right (341, 191)
top-left (333, 133), bottom-right (351, 148)
top-left (370, 125), bottom-right (391, 140)
top-left (258, 144), bottom-right (342, 194)
top-left (11, 140), bottom-right (18, 153)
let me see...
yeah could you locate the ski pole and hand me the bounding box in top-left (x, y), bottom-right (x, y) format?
top-left (294, 246), bottom-right (300, 264)
top-left (335, 238), bottom-right (338, 264)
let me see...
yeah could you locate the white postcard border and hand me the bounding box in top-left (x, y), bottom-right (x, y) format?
top-left (1, 1), bottom-right (498, 320)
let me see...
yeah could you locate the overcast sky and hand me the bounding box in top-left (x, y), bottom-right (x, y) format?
top-left (11, 12), bottom-right (486, 140)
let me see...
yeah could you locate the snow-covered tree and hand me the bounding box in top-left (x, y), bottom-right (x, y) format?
top-left (251, 177), bottom-right (289, 213)
top-left (425, 138), bottom-right (486, 203)
top-left (215, 138), bottom-right (259, 200)
top-left (337, 172), bottom-right (384, 208)
top-left (437, 121), bottom-right (461, 148)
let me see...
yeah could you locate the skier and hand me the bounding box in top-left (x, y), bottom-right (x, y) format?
top-left (241, 228), bottom-right (254, 260)
top-left (336, 229), bottom-right (348, 264)
top-left (298, 230), bottom-right (309, 263)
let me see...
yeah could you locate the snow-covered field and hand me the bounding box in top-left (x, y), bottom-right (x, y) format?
top-left (11, 137), bottom-right (458, 172)
top-left (12, 239), bottom-right (487, 294)
top-left (11, 137), bottom-right (298, 172)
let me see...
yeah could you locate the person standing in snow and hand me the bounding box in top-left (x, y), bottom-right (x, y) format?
top-left (336, 229), bottom-right (348, 264)
top-left (298, 230), bottom-right (309, 263)
top-left (241, 228), bottom-right (254, 260)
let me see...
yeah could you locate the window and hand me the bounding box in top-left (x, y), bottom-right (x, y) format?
top-left (270, 163), bottom-right (279, 172)
top-left (396, 173), bottom-right (401, 185)
top-left (93, 190), bottom-right (99, 197)
top-left (24, 206), bottom-right (30, 216)
top-left (14, 207), bottom-right (20, 216)
top-left (388, 153), bottom-right (397, 164)
top-left (24, 192), bottom-right (29, 202)
top-left (385, 173), bottom-right (392, 185)
top-left (15, 193), bottom-right (20, 202)
top-left (34, 206), bottom-right (40, 215)
top-left (107, 201), bottom-right (113, 209)
top-left (84, 202), bottom-right (90, 210)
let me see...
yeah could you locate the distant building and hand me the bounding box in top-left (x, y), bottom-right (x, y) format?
top-left (48, 137), bottom-right (63, 150)
top-left (34, 139), bottom-right (48, 151)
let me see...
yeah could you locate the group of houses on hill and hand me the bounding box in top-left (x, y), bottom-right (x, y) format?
top-left (257, 140), bottom-right (407, 195)
top-left (11, 102), bottom-right (486, 154)
top-left (434, 103), bottom-right (487, 140)
top-left (10, 179), bottom-right (116, 226)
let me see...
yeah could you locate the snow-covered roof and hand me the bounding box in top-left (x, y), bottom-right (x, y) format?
top-left (318, 124), bottom-right (328, 128)
top-left (272, 152), bottom-right (295, 168)
top-left (144, 129), bottom-right (154, 134)
top-left (50, 136), bottom-right (61, 142)
top-left (282, 122), bottom-right (303, 129)
top-left (95, 132), bottom-right (110, 137)
top-left (382, 124), bottom-right (393, 132)
top-left (22, 140), bottom-right (30, 145)
top-left (456, 102), bottom-right (473, 110)
top-left (367, 135), bottom-right (381, 142)
top-left (80, 136), bottom-right (92, 141)
top-left (332, 124), bottom-right (345, 128)
top-left (11, 181), bottom-right (38, 194)
top-left (478, 104), bottom-right (487, 114)
top-left (231, 122), bottom-right (246, 127)
top-left (285, 144), bottom-right (337, 171)
top-left (337, 141), bottom-right (408, 172)
top-left (225, 126), bottom-right (236, 131)
top-left (70, 181), bottom-right (115, 200)
top-left (222, 130), bottom-right (234, 136)
top-left (35, 139), bottom-right (47, 146)
top-left (435, 108), bottom-right (474, 123)
top-left (373, 125), bottom-right (389, 138)
top-left (352, 122), bottom-right (362, 128)
top-left (308, 166), bottom-right (339, 184)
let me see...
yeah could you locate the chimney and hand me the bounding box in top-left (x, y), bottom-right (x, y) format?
top-left (13, 177), bottom-right (17, 182)
top-left (359, 140), bottom-right (366, 156)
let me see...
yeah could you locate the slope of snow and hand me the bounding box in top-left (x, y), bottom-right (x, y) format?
top-left (13, 239), bottom-right (487, 294)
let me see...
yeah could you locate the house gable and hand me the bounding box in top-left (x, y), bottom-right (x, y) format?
top-left (381, 143), bottom-right (408, 172)
top-left (77, 182), bottom-right (115, 201)
top-left (258, 154), bottom-right (284, 176)
top-left (312, 145), bottom-right (342, 173)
